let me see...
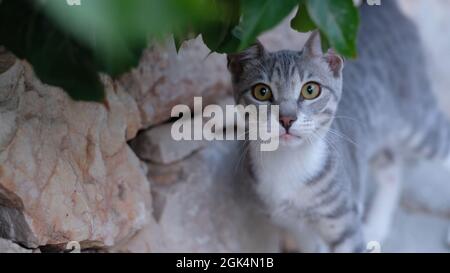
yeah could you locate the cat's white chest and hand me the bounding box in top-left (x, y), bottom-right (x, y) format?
top-left (250, 141), bottom-right (328, 214)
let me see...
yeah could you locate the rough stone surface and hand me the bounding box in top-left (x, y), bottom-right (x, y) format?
top-left (0, 46), bottom-right (15, 74)
top-left (131, 122), bottom-right (206, 165)
top-left (0, 59), bottom-right (151, 248)
top-left (118, 37), bottom-right (232, 128)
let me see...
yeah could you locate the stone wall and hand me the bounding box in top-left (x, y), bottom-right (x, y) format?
top-left (0, 55), bottom-right (150, 250)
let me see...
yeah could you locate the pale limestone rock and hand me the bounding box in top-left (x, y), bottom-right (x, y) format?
top-left (131, 122), bottom-right (206, 165)
top-left (0, 58), bottom-right (151, 248)
top-left (118, 37), bottom-right (232, 128)
top-left (0, 47), bottom-right (15, 74)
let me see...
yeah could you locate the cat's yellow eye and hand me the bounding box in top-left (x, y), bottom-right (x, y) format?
top-left (301, 82), bottom-right (321, 100)
top-left (252, 83), bottom-right (273, 101)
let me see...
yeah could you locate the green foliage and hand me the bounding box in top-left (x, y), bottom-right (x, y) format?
top-left (0, 0), bottom-right (104, 101)
top-left (299, 0), bottom-right (359, 58)
top-left (291, 2), bottom-right (316, 33)
top-left (0, 0), bottom-right (360, 102)
top-left (200, 0), bottom-right (241, 53)
top-left (237, 0), bottom-right (299, 50)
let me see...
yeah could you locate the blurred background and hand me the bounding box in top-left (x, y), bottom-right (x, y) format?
top-left (0, 0), bottom-right (449, 253)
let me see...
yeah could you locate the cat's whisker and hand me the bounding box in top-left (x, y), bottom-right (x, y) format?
top-left (234, 121), bottom-right (270, 138)
top-left (332, 115), bottom-right (362, 124)
top-left (311, 131), bottom-right (343, 162)
top-left (233, 140), bottom-right (252, 175)
top-left (233, 123), bottom-right (269, 175)
top-left (327, 129), bottom-right (359, 147)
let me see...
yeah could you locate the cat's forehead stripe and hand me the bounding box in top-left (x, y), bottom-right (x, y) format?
top-left (267, 53), bottom-right (300, 83)
top-left (290, 64), bottom-right (297, 78)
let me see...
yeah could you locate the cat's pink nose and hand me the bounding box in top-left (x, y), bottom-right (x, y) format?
top-left (279, 116), bottom-right (297, 130)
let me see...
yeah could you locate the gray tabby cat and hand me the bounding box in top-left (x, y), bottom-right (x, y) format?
top-left (227, 1), bottom-right (450, 252)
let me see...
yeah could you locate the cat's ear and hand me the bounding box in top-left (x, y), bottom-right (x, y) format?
top-left (303, 31), bottom-right (323, 57)
top-left (304, 31), bottom-right (344, 77)
top-left (227, 41), bottom-right (266, 75)
top-left (324, 48), bottom-right (344, 78)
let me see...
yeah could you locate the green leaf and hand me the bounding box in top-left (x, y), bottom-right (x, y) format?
top-left (43, 0), bottom-right (226, 68)
top-left (42, 0), bottom-right (148, 77)
top-left (173, 35), bottom-right (186, 53)
top-left (201, 0), bottom-right (241, 54)
top-left (0, 0), bottom-right (104, 101)
top-left (305, 0), bottom-right (359, 58)
top-left (173, 28), bottom-right (194, 53)
top-left (238, 0), bottom-right (299, 51)
top-left (290, 3), bottom-right (316, 33)
top-left (319, 31), bottom-right (331, 53)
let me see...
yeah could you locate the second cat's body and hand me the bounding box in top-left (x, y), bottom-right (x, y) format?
top-left (228, 1), bottom-right (450, 252)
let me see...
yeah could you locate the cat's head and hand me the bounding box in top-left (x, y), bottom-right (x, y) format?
top-left (227, 31), bottom-right (344, 148)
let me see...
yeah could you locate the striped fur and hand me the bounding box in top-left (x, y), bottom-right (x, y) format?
top-left (228, 1), bottom-right (450, 253)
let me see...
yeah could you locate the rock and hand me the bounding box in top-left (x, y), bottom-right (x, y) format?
top-left (131, 122), bottom-right (206, 165)
top-left (0, 238), bottom-right (31, 253)
top-left (0, 57), bottom-right (151, 248)
top-left (118, 37), bottom-right (232, 128)
top-left (0, 46), bottom-right (15, 74)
